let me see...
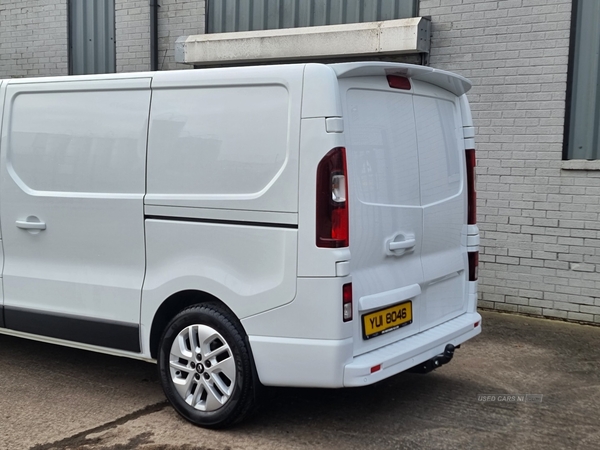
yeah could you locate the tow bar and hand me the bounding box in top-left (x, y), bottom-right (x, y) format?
top-left (408, 344), bottom-right (456, 374)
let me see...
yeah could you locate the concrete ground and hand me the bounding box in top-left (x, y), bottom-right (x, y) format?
top-left (1, 310), bottom-right (599, 450)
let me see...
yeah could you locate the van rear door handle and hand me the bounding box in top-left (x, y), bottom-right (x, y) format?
top-left (389, 239), bottom-right (416, 251)
top-left (16, 219), bottom-right (46, 230)
top-left (386, 234), bottom-right (416, 256)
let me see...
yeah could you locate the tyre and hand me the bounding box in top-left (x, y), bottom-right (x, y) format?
top-left (157, 303), bottom-right (258, 428)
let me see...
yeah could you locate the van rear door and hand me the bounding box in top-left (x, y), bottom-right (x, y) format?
top-left (339, 75), bottom-right (425, 356)
top-left (334, 63), bottom-right (471, 357)
top-left (412, 80), bottom-right (468, 331)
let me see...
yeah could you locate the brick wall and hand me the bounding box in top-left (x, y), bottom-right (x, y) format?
top-left (0, 1), bottom-right (205, 77)
top-left (0, 0), bottom-right (68, 78)
top-left (115, 0), bottom-right (151, 72)
top-left (115, 0), bottom-right (205, 73)
top-left (420, 0), bottom-right (600, 324)
top-left (157, 0), bottom-right (205, 71)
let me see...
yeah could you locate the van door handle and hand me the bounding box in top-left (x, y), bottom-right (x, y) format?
top-left (16, 219), bottom-right (46, 230)
top-left (386, 234), bottom-right (416, 256)
top-left (389, 239), bottom-right (416, 251)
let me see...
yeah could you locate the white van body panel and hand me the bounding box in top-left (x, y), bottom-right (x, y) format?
top-left (301, 64), bottom-right (343, 118)
top-left (0, 63), bottom-right (481, 392)
top-left (296, 117), bottom-right (350, 278)
top-left (140, 219), bottom-right (298, 355)
top-left (0, 79), bottom-right (150, 350)
top-left (0, 80), bottom-right (4, 324)
top-left (145, 66), bottom-right (304, 215)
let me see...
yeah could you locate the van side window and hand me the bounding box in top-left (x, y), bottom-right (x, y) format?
top-left (7, 89), bottom-right (149, 194)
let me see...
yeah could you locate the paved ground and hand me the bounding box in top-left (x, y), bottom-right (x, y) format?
top-left (1, 310), bottom-right (599, 450)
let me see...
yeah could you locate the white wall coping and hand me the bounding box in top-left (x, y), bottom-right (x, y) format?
top-left (561, 160), bottom-right (600, 171)
top-left (175, 17), bottom-right (431, 66)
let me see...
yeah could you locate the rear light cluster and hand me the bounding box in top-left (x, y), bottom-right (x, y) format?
top-left (316, 147), bottom-right (349, 248)
top-left (316, 149), bottom-right (352, 322)
top-left (466, 148), bottom-right (478, 281)
top-left (468, 251), bottom-right (479, 282)
top-left (342, 283), bottom-right (352, 322)
top-left (466, 149), bottom-right (477, 225)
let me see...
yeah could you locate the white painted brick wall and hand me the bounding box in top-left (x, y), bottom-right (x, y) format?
top-left (421, 0), bottom-right (600, 324)
top-left (116, 0), bottom-right (205, 72)
top-left (115, 0), bottom-right (151, 72)
top-left (0, 0), bottom-right (68, 79)
top-left (157, 0), bottom-right (205, 70)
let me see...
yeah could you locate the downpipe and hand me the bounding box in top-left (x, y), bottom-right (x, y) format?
top-left (150, 0), bottom-right (159, 71)
top-left (408, 344), bottom-right (457, 374)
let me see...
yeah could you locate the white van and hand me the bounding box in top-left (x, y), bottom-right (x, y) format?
top-left (0, 62), bottom-right (481, 428)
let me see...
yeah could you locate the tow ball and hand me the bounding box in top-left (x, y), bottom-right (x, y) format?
top-left (408, 344), bottom-right (457, 374)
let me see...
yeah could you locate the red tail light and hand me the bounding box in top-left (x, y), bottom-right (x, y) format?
top-left (387, 75), bottom-right (411, 90)
top-left (466, 149), bottom-right (477, 225)
top-left (468, 251), bottom-right (479, 281)
top-left (343, 283), bottom-right (352, 322)
top-left (316, 147), bottom-right (349, 248)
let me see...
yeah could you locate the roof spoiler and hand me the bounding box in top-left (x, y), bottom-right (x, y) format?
top-left (329, 62), bottom-right (472, 97)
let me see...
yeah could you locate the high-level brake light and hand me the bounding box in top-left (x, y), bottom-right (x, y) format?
top-left (387, 75), bottom-right (411, 90)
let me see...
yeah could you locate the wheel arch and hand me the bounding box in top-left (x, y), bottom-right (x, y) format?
top-left (149, 289), bottom-right (242, 359)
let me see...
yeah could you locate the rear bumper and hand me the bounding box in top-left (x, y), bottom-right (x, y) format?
top-left (249, 312), bottom-right (482, 388)
top-left (344, 312), bottom-right (481, 386)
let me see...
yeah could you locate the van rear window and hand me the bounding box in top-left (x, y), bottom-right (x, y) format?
top-left (345, 88), bottom-right (420, 207)
top-left (345, 87), bottom-right (463, 208)
top-left (413, 95), bottom-right (462, 205)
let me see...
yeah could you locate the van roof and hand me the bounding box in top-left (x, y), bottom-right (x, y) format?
top-left (330, 62), bottom-right (472, 97)
top-left (1, 62), bottom-right (471, 97)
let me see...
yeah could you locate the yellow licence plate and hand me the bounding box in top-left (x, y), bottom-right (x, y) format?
top-left (362, 301), bottom-right (412, 340)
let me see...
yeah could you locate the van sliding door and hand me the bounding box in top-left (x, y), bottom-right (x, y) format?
top-left (0, 78), bottom-right (151, 352)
